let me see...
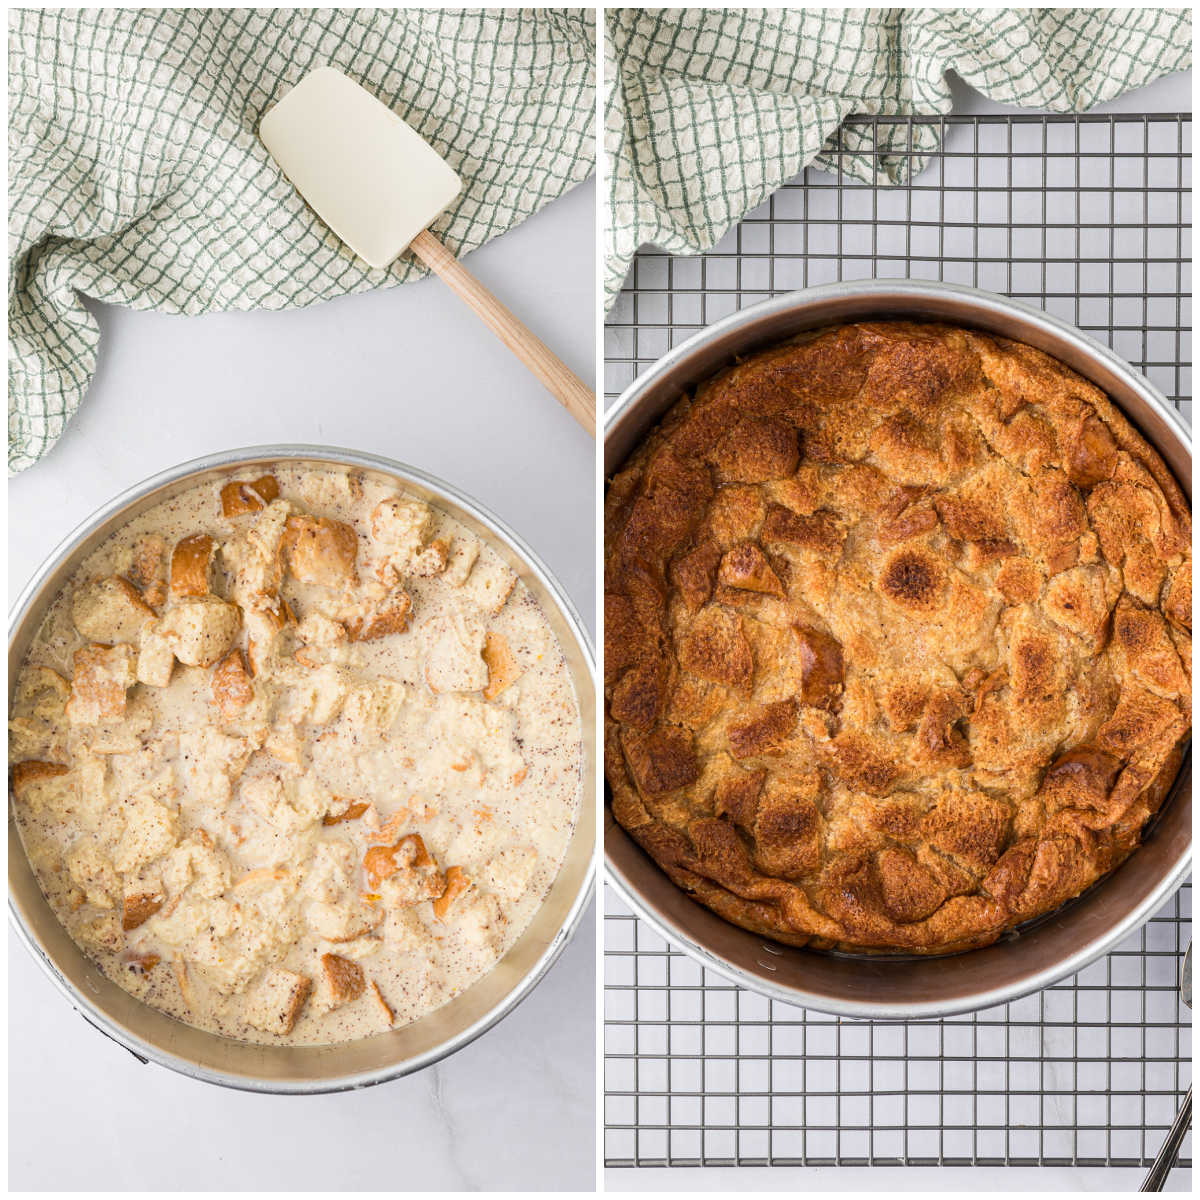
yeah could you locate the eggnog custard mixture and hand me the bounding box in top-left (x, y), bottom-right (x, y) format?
top-left (11, 466), bottom-right (582, 1045)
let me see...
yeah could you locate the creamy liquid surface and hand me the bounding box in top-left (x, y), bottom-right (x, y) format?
top-left (11, 465), bottom-right (582, 1044)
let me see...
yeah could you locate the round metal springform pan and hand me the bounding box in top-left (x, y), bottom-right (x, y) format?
top-left (10, 445), bottom-right (596, 1092)
top-left (604, 279), bottom-right (1190, 1021)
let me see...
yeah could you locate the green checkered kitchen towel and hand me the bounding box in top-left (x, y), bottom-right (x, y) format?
top-left (605, 7), bottom-right (1191, 308)
top-left (9, 8), bottom-right (595, 472)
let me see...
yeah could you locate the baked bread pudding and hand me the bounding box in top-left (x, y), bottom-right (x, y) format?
top-left (12, 465), bottom-right (582, 1043)
top-left (605, 322), bottom-right (1190, 954)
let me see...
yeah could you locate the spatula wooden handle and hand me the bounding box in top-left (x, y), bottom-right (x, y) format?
top-left (409, 229), bottom-right (595, 435)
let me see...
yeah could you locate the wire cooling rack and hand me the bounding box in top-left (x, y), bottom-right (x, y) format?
top-left (603, 113), bottom-right (1192, 1170)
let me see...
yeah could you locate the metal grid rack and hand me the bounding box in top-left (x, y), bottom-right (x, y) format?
top-left (603, 113), bottom-right (1192, 1170)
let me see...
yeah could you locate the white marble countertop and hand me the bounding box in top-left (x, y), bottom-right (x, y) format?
top-left (9, 177), bottom-right (597, 1192)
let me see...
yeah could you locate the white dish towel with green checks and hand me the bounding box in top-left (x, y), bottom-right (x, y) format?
top-left (605, 7), bottom-right (1191, 308)
top-left (9, 8), bottom-right (595, 472)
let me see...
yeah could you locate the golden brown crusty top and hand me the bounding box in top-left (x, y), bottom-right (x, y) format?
top-left (604, 321), bottom-right (1191, 954)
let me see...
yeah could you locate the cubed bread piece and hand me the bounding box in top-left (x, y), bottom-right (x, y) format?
top-left (11, 760), bottom-right (91, 827)
top-left (65, 644), bottom-right (136, 725)
top-left (281, 516), bottom-right (358, 588)
top-left (111, 797), bottom-right (178, 874)
top-left (244, 967), bottom-right (312, 1035)
top-left (211, 650), bottom-right (254, 722)
top-left (482, 632), bottom-right (520, 700)
top-left (482, 845), bottom-right (539, 901)
top-left (432, 866), bottom-right (472, 920)
top-left (170, 534), bottom-right (217, 597)
top-left (322, 799), bottom-right (369, 826)
top-left (220, 475), bottom-right (280, 518)
top-left (136, 624), bottom-right (176, 687)
top-left (76, 912), bottom-right (123, 954)
top-left (319, 952), bottom-right (365, 1008)
top-left (423, 614), bottom-right (488, 693)
top-left (71, 577), bottom-right (156, 644)
top-left (127, 535), bottom-right (169, 608)
top-left (81, 699), bottom-right (153, 754)
top-left (10, 668), bottom-right (70, 759)
top-left (348, 589), bottom-right (412, 642)
top-left (371, 496), bottom-right (433, 566)
top-left (243, 598), bottom-right (295, 676)
top-left (160, 830), bottom-right (232, 900)
top-left (365, 833), bottom-right (445, 901)
top-left (122, 888), bottom-right (166, 930)
top-left (454, 891), bottom-right (507, 951)
top-left (460, 557), bottom-right (517, 616)
top-left (296, 611), bottom-right (348, 647)
top-left (11, 759), bottom-right (69, 803)
top-left (66, 843), bottom-right (120, 909)
top-left (14, 666), bottom-right (70, 718)
top-left (442, 537), bottom-right (480, 587)
top-left (158, 596), bottom-right (241, 667)
top-left (306, 898), bottom-right (384, 942)
top-left (411, 539), bottom-right (450, 578)
top-left (223, 499), bottom-right (292, 599)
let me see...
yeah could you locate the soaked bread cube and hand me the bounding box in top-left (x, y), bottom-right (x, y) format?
top-left (126, 535), bottom-right (169, 608)
top-left (111, 796), bottom-right (177, 874)
top-left (460, 557), bottom-right (517, 616)
top-left (13, 667), bottom-right (69, 720)
top-left (122, 888), bottom-right (166, 931)
top-left (296, 611), bottom-right (348, 648)
top-left (10, 760), bottom-right (70, 808)
top-left (158, 596), bottom-right (241, 667)
top-left (9, 668), bottom-right (70, 759)
top-left (71, 577), bottom-right (156, 644)
top-left (211, 650), bottom-right (254, 722)
top-left (66, 843), bottom-right (120, 909)
top-left (243, 598), bottom-right (295, 677)
top-left (223, 499), bottom-right (292, 599)
top-left (482, 632), bottom-right (520, 700)
top-left (77, 912), bottom-right (123, 954)
top-left (244, 967), bottom-right (311, 1035)
top-left (281, 516), bottom-right (358, 588)
top-left (410, 539), bottom-right (450, 578)
top-left (423, 614), bottom-right (488, 693)
top-left (317, 952), bottom-right (365, 1009)
top-left (371, 496), bottom-right (433, 567)
top-left (135, 624), bottom-right (175, 688)
top-left (347, 589), bottom-right (411, 642)
top-left (65, 644), bottom-right (136, 725)
top-left (220, 475), bottom-right (280, 518)
top-left (170, 534), bottom-right (217, 598)
top-left (442, 537), bottom-right (480, 587)
top-left (305, 898), bottom-right (384, 943)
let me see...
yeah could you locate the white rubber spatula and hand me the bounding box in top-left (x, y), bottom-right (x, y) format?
top-left (259, 66), bottom-right (594, 434)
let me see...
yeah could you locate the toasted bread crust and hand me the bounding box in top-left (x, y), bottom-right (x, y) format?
top-left (482, 632), bottom-right (520, 700)
top-left (170, 534), bottom-right (216, 597)
top-left (432, 865), bottom-right (471, 920)
top-left (220, 475), bottom-right (280, 517)
top-left (281, 515), bottom-right (359, 588)
top-left (123, 890), bottom-right (166, 931)
top-left (347, 589), bottom-right (412, 642)
top-left (127, 535), bottom-right (169, 608)
top-left (11, 760), bottom-right (69, 799)
top-left (65, 644), bottom-right (136, 724)
top-left (320, 952), bottom-right (365, 1007)
top-left (211, 649), bottom-right (254, 722)
top-left (369, 979), bottom-right (395, 1024)
top-left (604, 321), bottom-right (1191, 955)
